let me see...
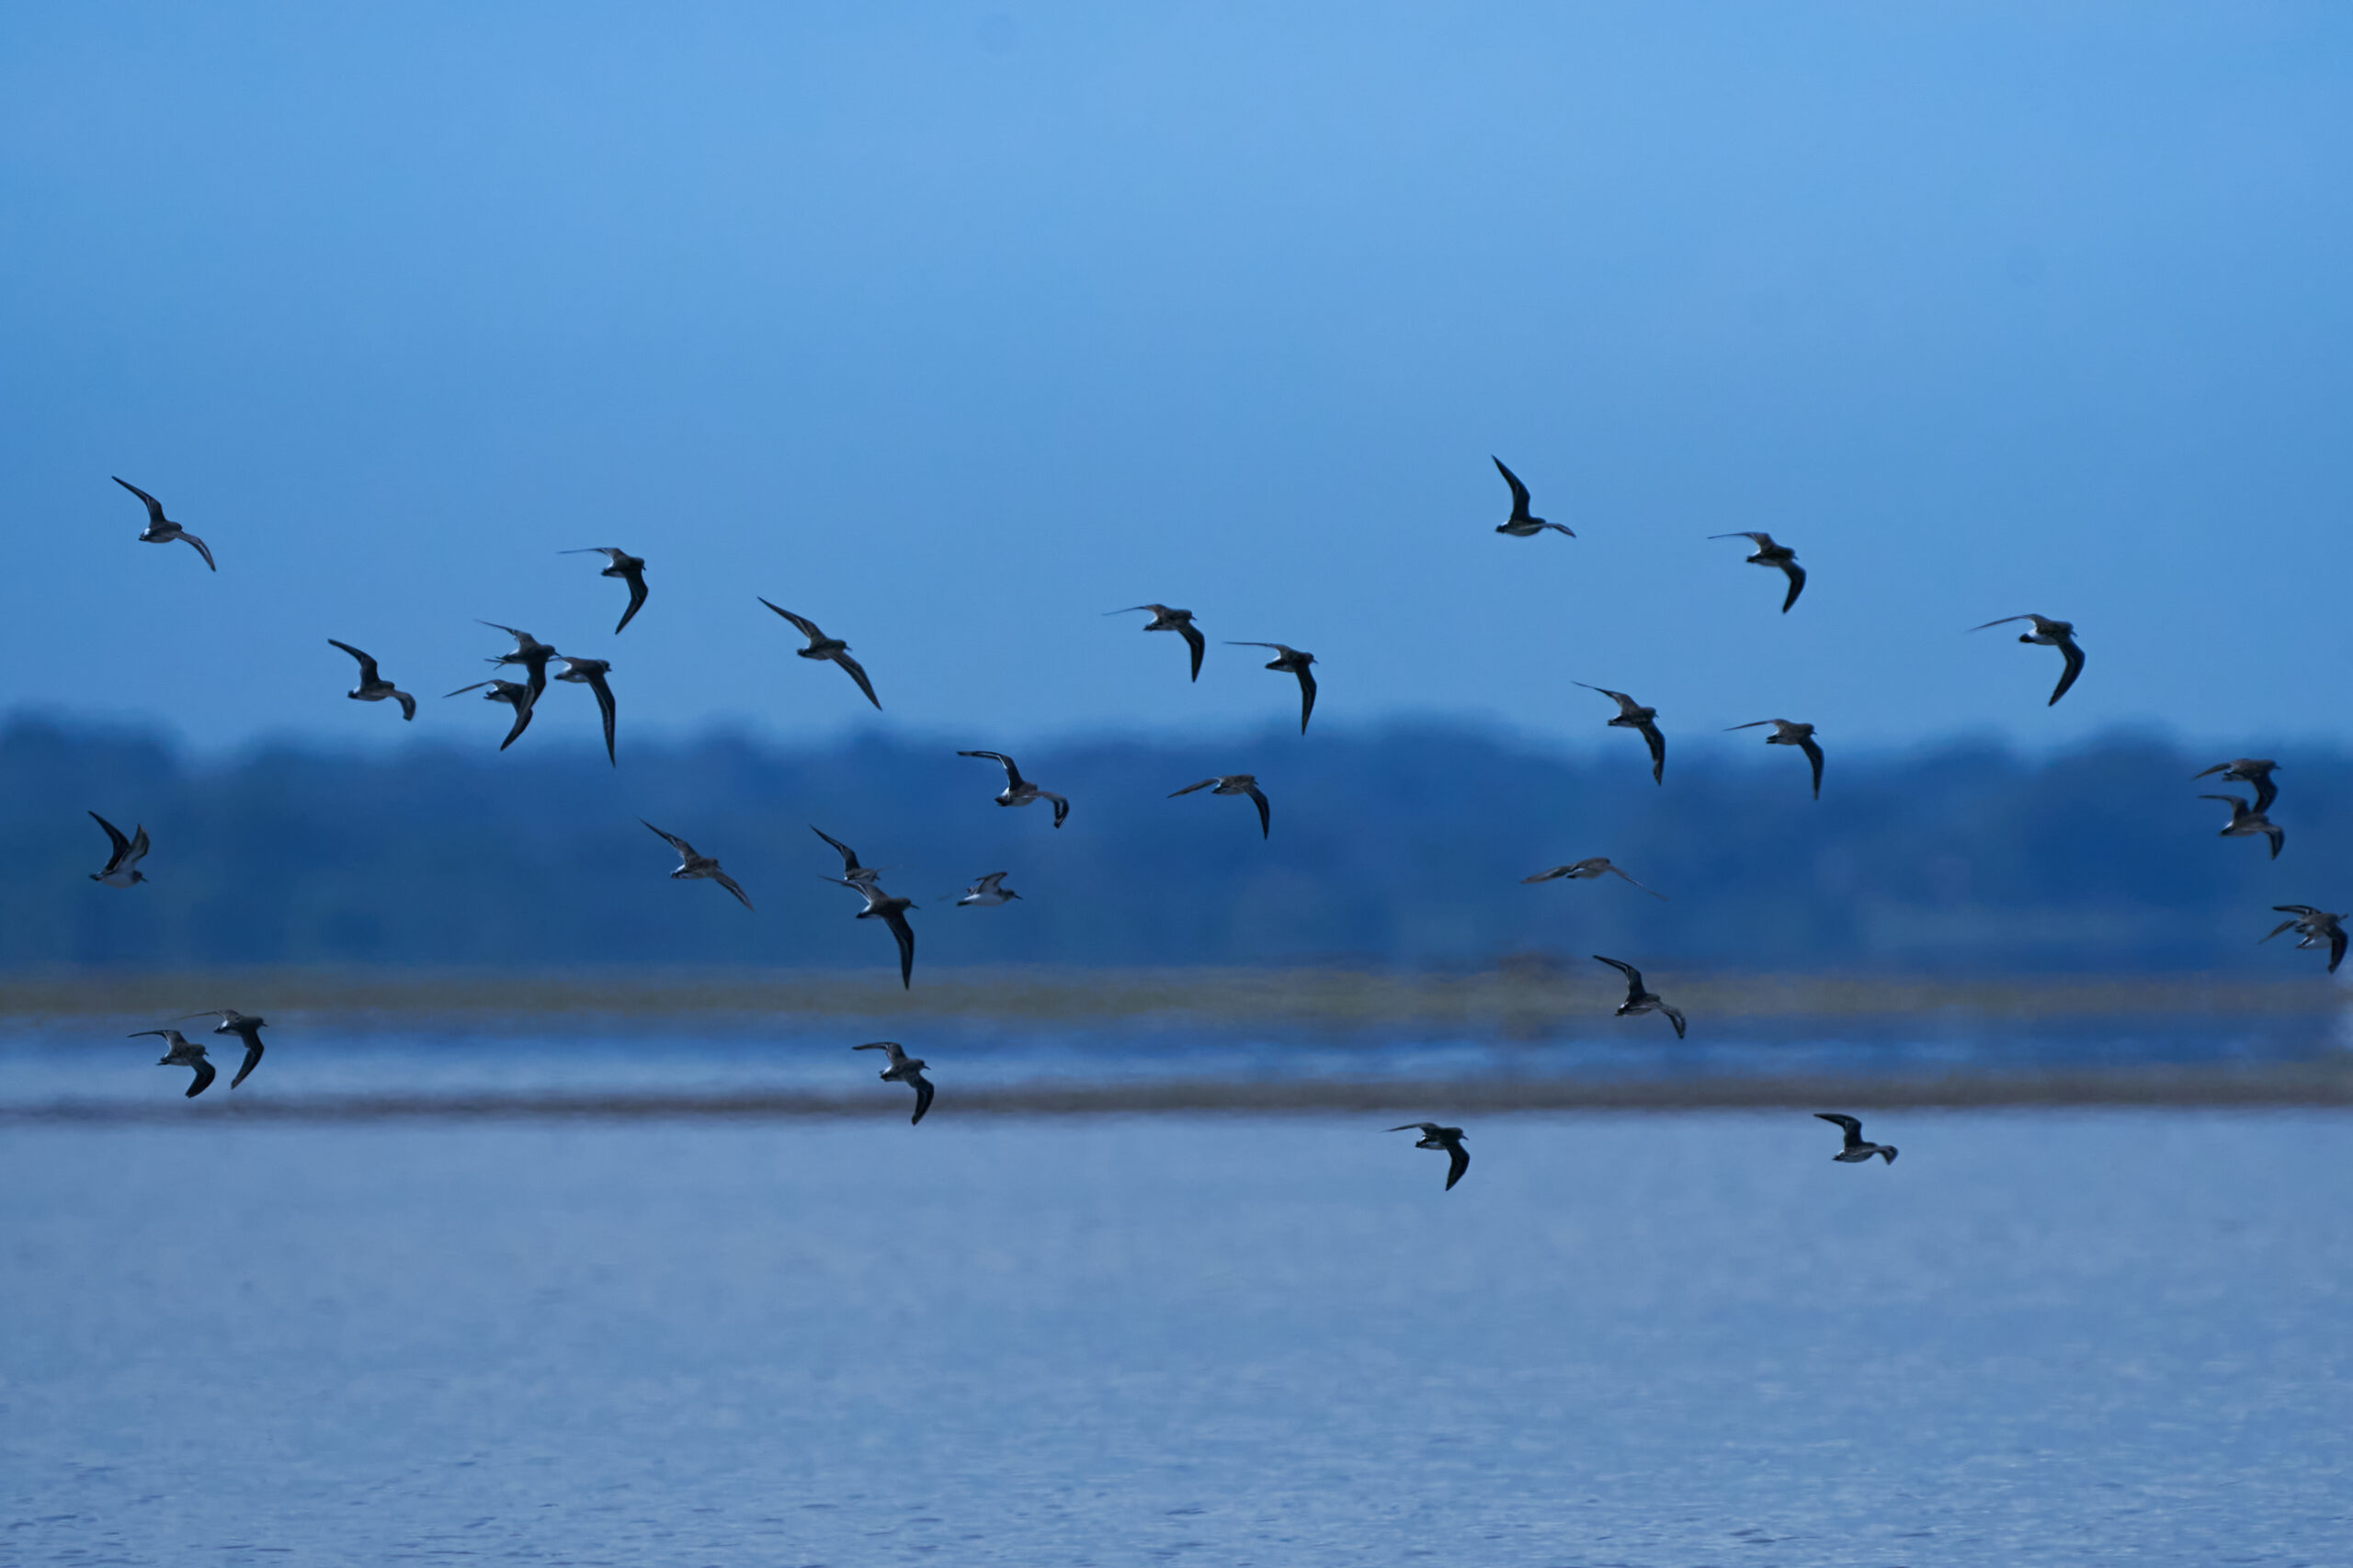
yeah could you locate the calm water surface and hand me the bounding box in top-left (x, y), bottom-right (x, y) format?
top-left (4, 1110), bottom-right (2347, 1565)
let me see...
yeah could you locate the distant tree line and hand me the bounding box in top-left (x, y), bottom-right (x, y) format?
top-left (1, 712), bottom-right (2340, 974)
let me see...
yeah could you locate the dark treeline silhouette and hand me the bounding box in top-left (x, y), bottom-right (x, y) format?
top-left (3, 713), bottom-right (2341, 974)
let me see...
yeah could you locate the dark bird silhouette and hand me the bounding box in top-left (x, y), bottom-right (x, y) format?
top-left (1492, 458), bottom-right (1574, 538)
top-left (641, 820), bottom-right (754, 909)
top-left (88, 812), bottom-right (150, 887)
top-left (1970, 615), bottom-right (2084, 706)
top-left (133, 1028), bottom-right (214, 1097)
top-left (1709, 532), bottom-right (1803, 611)
top-left (958, 750), bottom-right (1069, 826)
top-left (760, 599), bottom-right (881, 710)
top-left (327, 640), bottom-right (415, 721)
top-left (444, 678), bottom-right (536, 750)
top-left (111, 477), bottom-right (215, 570)
top-left (811, 825), bottom-right (885, 888)
top-left (1575, 684), bottom-right (1665, 785)
top-left (1168, 774), bottom-right (1270, 838)
top-left (854, 1041), bottom-right (935, 1124)
top-left (561, 548), bottom-right (649, 633)
top-left (552, 653), bottom-right (618, 766)
top-left (2193, 757), bottom-right (2279, 816)
top-left (1390, 1122), bottom-right (1470, 1190)
top-left (826, 877), bottom-right (917, 988)
top-left (2201, 794), bottom-right (2284, 859)
top-left (479, 622), bottom-right (558, 705)
top-left (197, 1009), bottom-right (269, 1088)
top-left (1814, 1112), bottom-right (1897, 1164)
top-left (1108, 605), bottom-right (1207, 681)
top-left (1228, 642), bottom-right (1318, 733)
top-left (1726, 718), bottom-right (1824, 799)
top-left (954, 871), bottom-right (1021, 906)
top-left (1521, 858), bottom-right (1666, 898)
top-left (1593, 954), bottom-right (1687, 1039)
top-left (2263, 905), bottom-right (2347, 974)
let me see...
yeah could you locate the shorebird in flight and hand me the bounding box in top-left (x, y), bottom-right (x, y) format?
top-left (1168, 774), bottom-right (1270, 838)
top-left (826, 876), bottom-right (916, 988)
top-left (111, 477), bottom-right (216, 571)
top-left (561, 548), bottom-right (649, 633)
top-left (811, 825), bottom-right (885, 888)
top-left (1521, 858), bottom-right (1666, 898)
top-left (1491, 458), bottom-right (1574, 538)
top-left (445, 677), bottom-right (536, 750)
top-left (1726, 718), bottom-right (1824, 800)
top-left (2263, 905), bottom-right (2347, 973)
top-left (641, 820), bottom-right (754, 909)
top-left (2200, 793), bottom-right (2284, 859)
top-left (1593, 955), bottom-right (1687, 1039)
top-left (327, 640), bottom-right (415, 720)
top-left (1230, 642), bottom-right (1318, 733)
top-left (1709, 532), bottom-right (1803, 612)
top-left (954, 871), bottom-right (1021, 906)
top-left (134, 1029), bottom-right (214, 1097)
top-left (958, 750), bottom-right (1070, 827)
top-left (552, 653), bottom-right (618, 766)
top-left (854, 1041), bottom-right (935, 1123)
top-left (1108, 605), bottom-right (1207, 682)
top-left (1575, 684), bottom-right (1665, 785)
top-left (480, 623), bottom-right (558, 705)
top-left (88, 812), bottom-right (150, 887)
top-left (2193, 757), bottom-right (2279, 815)
top-left (192, 1008), bottom-right (270, 1088)
top-left (1390, 1122), bottom-right (1470, 1190)
top-left (760, 600), bottom-right (881, 710)
top-left (1814, 1112), bottom-right (1897, 1165)
top-left (1970, 615), bottom-right (2084, 706)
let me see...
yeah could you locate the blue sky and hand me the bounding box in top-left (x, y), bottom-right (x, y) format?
top-left (3, 2), bottom-right (2348, 756)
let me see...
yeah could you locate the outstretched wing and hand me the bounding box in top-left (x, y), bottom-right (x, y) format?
top-left (2048, 637), bottom-right (2085, 706)
top-left (641, 819), bottom-right (695, 858)
top-left (587, 671), bottom-right (618, 766)
top-left (1779, 561), bottom-right (1805, 613)
top-left (830, 651), bottom-right (882, 710)
top-left (1493, 456), bottom-right (1531, 518)
top-left (230, 1039), bottom-right (265, 1089)
top-left (1245, 783), bottom-right (1270, 839)
top-left (909, 1073), bottom-right (935, 1126)
top-left (1294, 666), bottom-right (1317, 733)
top-left (812, 824), bottom-right (862, 873)
top-left (327, 640), bottom-right (381, 682)
top-left (1799, 736), bottom-right (1824, 800)
top-left (177, 532), bottom-right (217, 571)
top-left (185, 1054), bottom-right (216, 1097)
top-left (615, 568), bottom-right (648, 634)
top-left (112, 476), bottom-right (167, 525)
top-left (1605, 864), bottom-right (1668, 899)
top-left (1640, 721), bottom-right (1666, 785)
top-left (1168, 778), bottom-right (1215, 797)
top-left (1592, 954), bottom-right (1642, 989)
top-left (1176, 619), bottom-right (1205, 681)
top-left (712, 869), bottom-right (755, 911)
top-left (126, 825), bottom-right (149, 864)
top-left (1968, 616), bottom-right (2031, 632)
top-left (959, 750), bottom-right (1021, 785)
top-left (883, 907), bottom-right (915, 989)
top-left (758, 598), bottom-right (823, 640)
top-left (498, 696), bottom-right (534, 751)
top-left (89, 811), bottom-right (131, 863)
top-left (1814, 1112), bottom-right (1862, 1134)
top-left (1661, 1004), bottom-right (1688, 1040)
top-left (1041, 790), bottom-right (1070, 828)
top-left (2331, 928), bottom-right (2347, 973)
top-left (392, 689), bottom-right (416, 721)
top-left (1443, 1142), bottom-right (1469, 1190)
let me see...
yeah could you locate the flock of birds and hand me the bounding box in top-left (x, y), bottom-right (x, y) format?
top-left (92, 466), bottom-right (2342, 1187)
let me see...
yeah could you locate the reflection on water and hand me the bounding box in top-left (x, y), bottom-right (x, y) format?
top-left (4, 1110), bottom-right (2347, 1564)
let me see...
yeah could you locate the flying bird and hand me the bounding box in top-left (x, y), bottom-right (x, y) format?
top-left (1107, 605), bottom-right (1207, 681)
top-left (1228, 642), bottom-right (1318, 733)
top-left (1390, 1122), bottom-right (1471, 1190)
top-left (958, 750), bottom-right (1070, 827)
top-left (479, 623), bottom-right (558, 705)
top-left (110, 477), bottom-right (216, 571)
top-left (444, 678), bottom-right (536, 750)
top-left (1521, 858), bottom-right (1666, 898)
top-left (196, 1008), bottom-right (269, 1088)
top-left (1574, 684), bottom-right (1666, 785)
top-left (133, 1029), bottom-right (214, 1097)
top-left (88, 812), bottom-right (150, 887)
top-left (2200, 794), bottom-right (2284, 859)
top-left (954, 871), bottom-right (1021, 907)
top-left (811, 824), bottom-right (885, 888)
top-left (1709, 532), bottom-right (1803, 612)
top-left (853, 1041), bottom-right (935, 1124)
top-left (2193, 758), bottom-right (2279, 816)
top-left (327, 640), bottom-right (415, 720)
top-left (2262, 905), bottom-right (2347, 974)
top-left (552, 653), bottom-right (618, 766)
top-left (1814, 1112), bottom-right (1898, 1165)
top-left (1491, 458), bottom-right (1574, 538)
top-left (1592, 954), bottom-right (1687, 1039)
top-left (641, 820), bottom-right (754, 909)
top-left (760, 600), bottom-right (881, 710)
top-left (1726, 718), bottom-right (1824, 799)
top-left (560, 548), bottom-right (649, 633)
top-left (1168, 774), bottom-right (1270, 838)
top-left (826, 876), bottom-right (917, 989)
top-left (1970, 615), bottom-right (2084, 706)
